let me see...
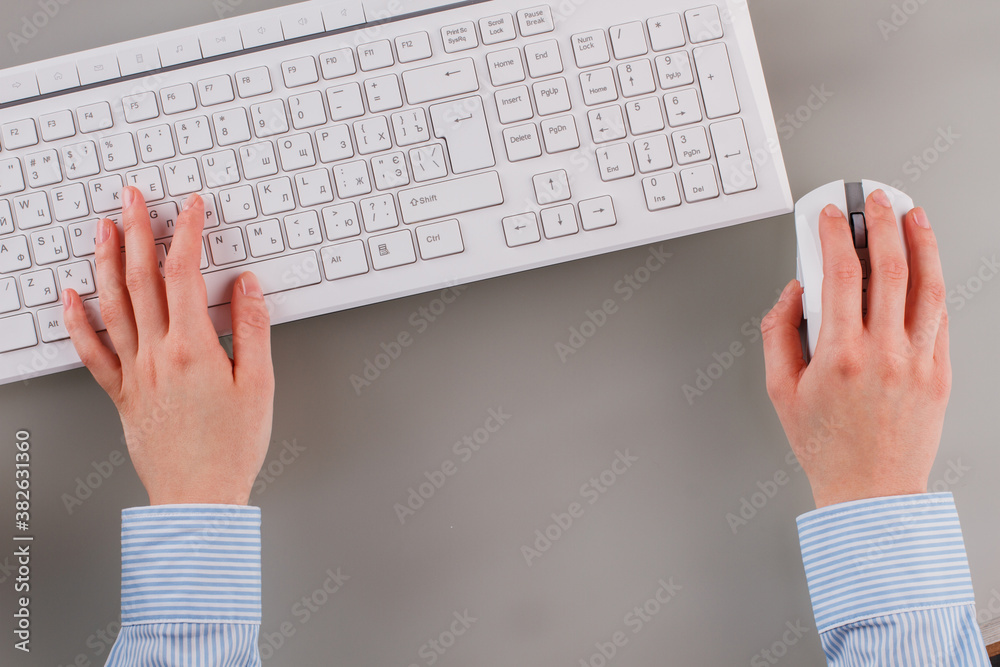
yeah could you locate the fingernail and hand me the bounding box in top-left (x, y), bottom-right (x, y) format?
top-left (96, 218), bottom-right (111, 244)
top-left (182, 194), bottom-right (198, 211)
top-left (240, 274), bottom-right (263, 298)
top-left (913, 208), bottom-right (930, 229)
top-left (822, 203), bottom-right (844, 218)
top-left (122, 187), bottom-right (135, 209)
top-left (872, 189), bottom-right (891, 208)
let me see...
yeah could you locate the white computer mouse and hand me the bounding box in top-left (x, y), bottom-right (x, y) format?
top-left (795, 180), bottom-right (914, 361)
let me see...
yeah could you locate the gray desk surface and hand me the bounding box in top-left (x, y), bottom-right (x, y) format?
top-left (1, 1), bottom-right (998, 665)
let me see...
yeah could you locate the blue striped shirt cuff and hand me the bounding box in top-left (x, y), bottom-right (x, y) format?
top-left (797, 492), bottom-right (976, 634)
top-left (120, 504), bottom-right (262, 625)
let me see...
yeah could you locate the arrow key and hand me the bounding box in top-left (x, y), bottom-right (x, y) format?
top-left (532, 169), bottom-right (570, 205)
top-left (502, 212), bottom-right (540, 247)
top-left (540, 203), bottom-right (578, 239)
top-left (580, 196), bottom-right (616, 231)
top-left (664, 88), bottom-right (702, 127)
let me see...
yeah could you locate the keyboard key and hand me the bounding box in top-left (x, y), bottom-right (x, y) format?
top-left (122, 92), bottom-right (159, 123)
top-left (648, 14), bottom-right (686, 51)
top-left (25, 149), bottom-right (63, 188)
top-left (321, 240), bottom-right (368, 280)
top-left (533, 169), bottom-right (570, 205)
top-left (533, 77), bottom-right (571, 116)
top-left (503, 124), bottom-right (542, 162)
top-left (208, 228), bottom-right (247, 265)
top-left (315, 125), bottom-right (354, 163)
top-left (525, 40), bottom-right (563, 78)
top-left (0, 277), bottom-right (19, 313)
top-left (175, 116), bottom-right (214, 154)
top-left (99, 134), bottom-right (138, 170)
top-left (442, 22), bottom-right (478, 53)
top-left (251, 100), bottom-right (290, 138)
top-left (235, 67), bottom-right (272, 98)
top-left (488, 48), bottom-right (526, 86)
top-left (680, 164), bottom-right (720, 202)
top-left (673, 126), bottom-right (711, 164)
top-left (480, 14), bottom-right (516, 44)
top-left (78, 53), bottom-right (120, 85)
top-left (495, 86), bottom-right (533, 124)
top-left (159, 35), bottom-right (202, 66)
top-left (0, 201), bottom-right (11, 234)
top-left (694, 43), bottom-right (740, 118)
top-left (148, 203), bottom-right (179, 239)
top-left (686, 5), bottom-right (724, 43)
top-left (358, 40), bottom-right (394, 71)
top-left (334, 161), bottom-right (372, 198)
top-left (417, 219), bottom-right (464, 260)
top-left (369, 230), bottom-right (416, 270)
top-left (0, 73), bottom-right (39, 104)
top-left (284, 210), bottom-right (323, 248)
top-left (125, 167), bottom-right (166, 202)
top-left (354, 117), bottom-right (392, 155)
top-left (39, 110), bottom-right (76, 142)
top-left (327, 83), bottom-right (365, 121)
top-left (3, 119), bottom-right (38, 150)
top-left (14, 192), bottom-right (53, 228)
top-left (610, 22), bottom-right (648, 59)
top-left (321, 2), bottom-right (365, 31)
top-left (77, 102), bottom-right (114, 133)
top-left (239, 19), bottom-right (283, 49)
top-left (597, 143), bottom-right (635, 181)
top-left (200, 24), bottom-right (243, 58)
top-left (588, 105), bottom-right (627, 143)
top-left (430, 96), bottom-right (495, 174)
top-left (408, 144), bottom-right (448, 182)
top-left (51, 183), bottom-right (89, 222)
top-left (541, 204), bottom-right (578, 238)
top-left (319, 49), bottom-right (357, 79)
top-left (665, 89), bottom-right (702, 126)
top-left (202, 251), bottom-right (321, 307)
top-left (295, 169), bottom-right (334, 206)
top-left (642, 173), bottom-right (681, 210)
top-left (502, 212), bottom-right (540, 247)
top-left (277, 133), bottom-right (317, 171)
top-left (164, 158), bottom-right (202, 196)
top-left (0, 235), bottom-right (31, 273)
top-left (360, 194), bottom-right (399, 232)
top-left (710, 118), bottom-right (756, 194)
top-left (580, 196), bottom-right (617, 230)
top-left (30, 228), bottom-right (69, 265)
top-left (395, 32), bottom-right (432, 63)
top-left (0, 314), bottom-right (37, 352)
top-left (391, 109), bottom-right (430, 146)
top-left (626, 96), bottom-right (665, 134)
top-left (322, 202), bottom-right (361, 241)
top-left (580, 68), bottom-right (618, 106)
top-left (62, 141), bottom-right (100, 179)
top-left (371, 152), bottom-right (410, 190)
top-left (88, 175), bottom-right (124, 213)
top-left (398, 172), bottom-right (503, 224)
top-left (655, 52), bottom-right (694, 89)
top-left (289, 91), bottom-right (327, 129)
top-left (364, 74), bottom-right (403, 112)
top-left (207, 148), bottom-right (243, 186)
top-left (634, 135), bottom-right (672, 173)
top-left (68, 220), bottom-right (98, 257)
top-left (21, 268), bottom-right (58, 307)
top-left (257, 176), bottom-right (295, 215)
top-left (213, 109), bottom-right (252, 146)
top-left (220, 185), bottom-right (258, 223)
top-left (517, 6), bottom-right (554, 36)
top-left (540, 116), bottom-right (580, 153)
top-left (571, 31), bottom-right (610, 68)
top-left (618, 59), bottom-right (656, 97)
top-left (0, 159), bottom-right (25, 196)
top-left (199, 75), bottom-right (236, 106)
top-left (282, 56), bottom-right (319, 88)
top-left (37, 64), bottom-right (79, 95)
top-left (37, 304), bottom-right (69, 342)
top-left (402, 58), bottom-right (479, 105)
top-left (247, 219), bottom-right (285, 258)
top-left (57, 260), bottom-right (95, 296)
top-left (280, 6), bottom-right (324, 38)
top-left (160, 83), bottom-right (197, 115)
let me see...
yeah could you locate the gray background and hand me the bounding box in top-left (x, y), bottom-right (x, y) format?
top-left (1, 1), bottom-right (998, 665)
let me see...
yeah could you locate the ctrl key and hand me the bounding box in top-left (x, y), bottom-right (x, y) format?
top-left (0, 313), bottom-right (38, 353)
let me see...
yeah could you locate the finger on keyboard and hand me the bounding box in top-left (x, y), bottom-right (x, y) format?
top-left (165, 194), bottom-right (213, 337)
top-left (120, 187), bottom-right (168, 341)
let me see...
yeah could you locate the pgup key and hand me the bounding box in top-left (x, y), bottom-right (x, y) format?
top-left (429, 96), bottom-right (496, 174)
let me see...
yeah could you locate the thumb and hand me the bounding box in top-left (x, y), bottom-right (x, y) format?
top-left (762, 280), bottom-right (807, 401)
top-left (230, 272), bottom-right (274, 390)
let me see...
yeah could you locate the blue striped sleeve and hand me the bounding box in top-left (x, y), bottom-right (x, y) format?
top-left (797, 492), bottom-right (989, 666)
top-left (104, 504), bottom-right (262, 667)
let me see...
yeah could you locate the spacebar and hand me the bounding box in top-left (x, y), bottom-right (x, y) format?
top-left (203, 251), bottom-right (321, 307)
top-left (399, 172), bottom-right (504, 224)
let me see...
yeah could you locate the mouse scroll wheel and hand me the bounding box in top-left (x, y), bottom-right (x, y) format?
top-left (849, 212), bottom-right (867, 249)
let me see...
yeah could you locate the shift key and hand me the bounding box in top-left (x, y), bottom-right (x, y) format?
top-left (400, 172), bottom-right (504, 224)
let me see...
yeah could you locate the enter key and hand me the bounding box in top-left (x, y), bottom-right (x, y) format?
top-left (429, 96), bottom-right (496, 174)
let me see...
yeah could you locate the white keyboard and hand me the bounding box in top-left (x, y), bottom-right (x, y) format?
top-left (0, 0), bottom-right (791, 385)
